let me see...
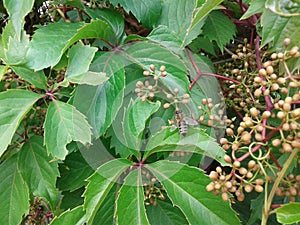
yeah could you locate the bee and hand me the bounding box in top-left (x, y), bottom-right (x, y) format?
top-left (174, 108), bottom-right (198, 136)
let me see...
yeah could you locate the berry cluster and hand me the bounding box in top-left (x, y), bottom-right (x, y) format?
top-left (142, 170), bottom-right (165, 206)
top-left (207, 38), bottom-right (300, 206)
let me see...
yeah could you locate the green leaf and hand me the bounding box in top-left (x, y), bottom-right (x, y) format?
top-left (0, 65), bottom-right (8, 80)
top-left (276, 202), bottom-right (300, 224)
top-left (188, 36), bottom-right (217, 55)
top-left (123, 42), bottom-right (189, 93)
top-left (85, 7), bottom-right (125, 44)
top-left (147, 160), bottom-right (241, 225)
top-left (159, 0), bottom-right (223, 47)
top-left (50, 206), bottom-right (86, 225)
top-left (83, 159), bottom-right (133, 223)
top-left (261, 9), bottom-right (300, 50)
top-left (0, 90), bottom-right (42, 157)
top-left (72, 52), bottom-right (125, 137)
top-left (0, 153), bottom-right (29, 225)
top-left (202, 10), bottom-right (236, 52)
top-left (25, 22), bottom-right (83, 70)
top-left (66, 43), bottom-right (108, 85)
top-left (146, 198), bottom-right (189, 225)
top-left (147, 25), bottom-right (183, 53)
top-left (60, 188), bottom-right (84, 210)
top-left (26, 20), bottom-right (115, 70)
top-left (122, 99), bottom-right (161, 152)
top-left (191, 0), bottom-right (224, 29)
top-left (241, 0), bottom-right (265, 20)
top-left (158, 0), bottom-right (202, 47)
top-left (3, 29), bottom-right (29, 65)
top-left (116, 169), bottom-right (150, 225)
top-left (109, 0), bottom-right (162, 29)
top-left (266, 0), bottom-right (300, 16)
top-left (143, 127), bottom-right (227, 166)
top-left (19, 136), bottom-right (59, 209)
top-left (44, 100), bottom-right (92, 160)
top-left (57, 151), bottom-right (94, 191)
top-left (3, 0), bottom-right (34, 39)
top-left (92, 185), bottom-right (116, 225)
top-left (11, 66), bottom-right (47, 90)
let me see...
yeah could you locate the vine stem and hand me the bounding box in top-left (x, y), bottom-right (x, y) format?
top-left (186, 49), bottom-right (240, 91)
top-left (261, 148), bottom-right (300, 225)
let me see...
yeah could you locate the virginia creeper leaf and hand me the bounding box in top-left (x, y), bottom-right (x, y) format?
top-left (143, 127), bottom-right (226, 166)
top-left (147, 25), bottom-right (183, 53)
top-left (0, 89), bottom-right (42, 157)
top-left (191, 0), bottom-right (224, 29)
top-left (261, 9), bottom-right (300, 50)
top-left (123, 42), bottom-right (189, 93)
top-left (19, 136), bottom-right (59, 209)
top-left (0, 153), bottom-right (29, 225)
top-left (85, 7), bottom-right (125, 44)
top-left (147, 160), bottom-right (241, 225)
top-left (276, 202), bottom-right (300, 224)
top-left (116, 169), bottom-right (150, 225)
top-left (241, 0), bottom-right (265, 20)
top-left (109, 0), bottom-right (162, 29)
top-left (266, 0), bottom-right (300, 16)
top-left (146, 198), bottom-right (189, 225)
top-left (72, 52), bottom-right (125, 137)
top-left (57, 151), bottom-right (94, 191)
top-left (66, 43), bottom-right (108, 85)
top-left (122, 99), bottom-right (161, 152)
top-left (26, 20), bottom-right (115, 70)
top-left (0, 65), bottom-right (8, 80)
top-left (92, 185), bottom-right (116, 225)
top-left (44, 100), bottom-right (92, 160)
top-left (50, 206), bottom-right (86, 225)
top-left (4, 29), bottom-right (29, 65)
top-left (202, 10), bottom-right (236, 52)
top-left (26, 22), bottom-right (83, 70)
top-left (159, 0), bottom-right (221, 47)
top-left (3, 0), bottom-right (34, 40)
top-left (83, 158), bottom-right (133, 223)
top-left (11, 66), bottom-right (47, 90)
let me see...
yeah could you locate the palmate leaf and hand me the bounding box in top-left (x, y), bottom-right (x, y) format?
top-left (0, 22), bottom-right (47, 89)
top-left (202, 10), bottom-right (236, 52)
top-left (146, 198), bottom-right (189, 225)
top-left (143, 127), bottom-right (227, 166)
top-left (116, 169), bottom-right (150, 225)
top-left (26, 20), bottom-right (115, 71)
top-left (266, 0), bottom-right (300, 16)
top-left (0, 153), bottom-right (29, 225)
top-left (18, 136), bottom-right (59, 209)
top-left (72, 52), bottom-right (125, 137)
top-left (158, 0), bottom-right (223, 48)
top-left (122, 99), bottom-right (161, 153)
top-left (92, 185), bottom-right (117, 225)
top-left (241, 0), bottom-right (265, 20)
top-left (0, 90), bottom-right (42, 157)
top-left (83, 159), bottom-right (133, 223)
top-left (11, 66), bottom-right (47, 90)
top-left (276, 202), bottom-right (300, 224)
top-left (261, 9), bottom-right (300, 51)
top-left (44, 100), bottom-right (92, 160)
top-left (50, 206), bottom-right (86, 225)
top-left (85, 7), bottom-right (125, 44)
top-left (66, 43), bottom-right (108, 85)
top-left (3, 0), bottom-right (34, 39)
top-left (123, 41), bottom-right (189, 93)
top-left (109, 0), bottom-right (162, 29)
top-left (57, 150), bottom-right (95, 192)
top-left (146, 160), bottom-right (241, 225)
